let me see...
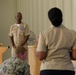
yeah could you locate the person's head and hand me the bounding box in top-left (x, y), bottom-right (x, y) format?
top-left (15, 12), bottom-right (22, 22)
top-left (15, 46), bottom-right (27, 61)
top-left (48, 7), bottom-right (63, 27)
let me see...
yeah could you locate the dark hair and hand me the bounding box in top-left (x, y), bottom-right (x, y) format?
top-left (17, 12), bottom-right (22, 16)
top-left (48, 7), bottom-right (63, 27)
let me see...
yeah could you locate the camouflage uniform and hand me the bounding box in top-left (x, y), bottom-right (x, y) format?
top-left (0, 56), bottom-right (30, 75)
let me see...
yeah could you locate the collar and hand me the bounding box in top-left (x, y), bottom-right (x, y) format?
top-left (50, 24), bottom-right (65, 28)
top-left (15, 22), bottom-right (23, 26)
top-left (16, 24), bottom-right (20, 27)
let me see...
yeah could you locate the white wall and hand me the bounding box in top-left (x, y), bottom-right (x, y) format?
top-left (16, 0), bottom-right (72, 37)
top-left (72, 0), bottom-right (76, 31)
top-left (0, 0), bottom-right (75, 46)
top-left (0, 0), bottom-right (17, 46)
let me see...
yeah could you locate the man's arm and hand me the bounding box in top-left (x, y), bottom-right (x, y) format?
top-left (70, 49), bottom-right (76, 60)
top-left (36, 51), bottom-right (47, 61)
top-left (36, 32), bottom-right (47, 61)
top-left (9, 25), bottom-right (16, 48)
top-left (9, 36), bottom-right (16, 48)
top-left (20, 35), bottom-right (29, 46)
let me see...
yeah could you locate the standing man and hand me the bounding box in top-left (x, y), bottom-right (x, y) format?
top-left (9, 12), bottom-right (30, 56)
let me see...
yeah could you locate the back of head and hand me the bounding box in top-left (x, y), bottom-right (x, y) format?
top-left (48, 7), bottom-right (63, 27)
top-left (15, 46), bottom-right (27, 55)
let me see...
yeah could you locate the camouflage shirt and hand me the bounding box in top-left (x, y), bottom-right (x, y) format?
top-left (0, 56), bottom-right (30, 75)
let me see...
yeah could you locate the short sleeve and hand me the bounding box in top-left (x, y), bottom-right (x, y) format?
top-left (36, 32), bottom-right (47, 52)
top-left (8, 25), bottom-right (13, 37)
top-left (24, 24), bottom-right (30, 36)
top-left (72, 31), bottom-right (76, 49)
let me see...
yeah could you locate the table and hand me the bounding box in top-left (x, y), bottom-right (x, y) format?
top-left (28, 46), bottom-right (41, 75)
top-left (0, 47), bottom-right (7, 64)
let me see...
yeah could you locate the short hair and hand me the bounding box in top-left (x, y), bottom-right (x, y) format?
top-left (15, 12), bottom-right (22, 18)
top-left (15, 46), bottom-right (27, 54)
top-left (48, 7), bottom-right (63, 27)
top-left (17, 12), bottom-right (22, 16)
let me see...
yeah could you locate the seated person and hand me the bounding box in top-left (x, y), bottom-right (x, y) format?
top-left (0, 46), bottom-right (30, 75)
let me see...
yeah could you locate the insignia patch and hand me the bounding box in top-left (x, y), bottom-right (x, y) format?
top-left (20, 26), bottom-right (25, 30)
